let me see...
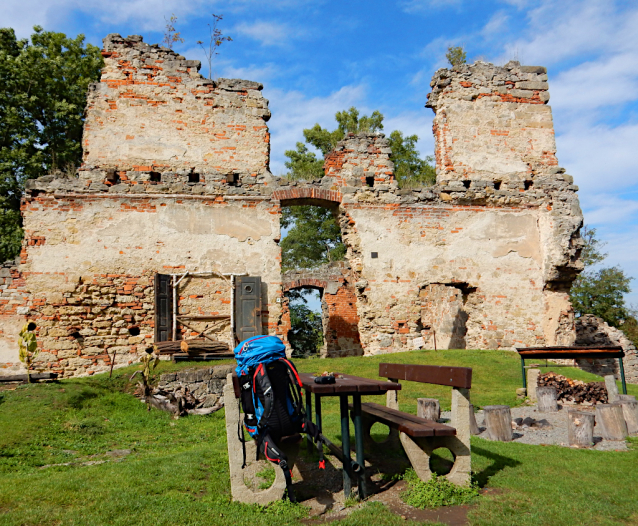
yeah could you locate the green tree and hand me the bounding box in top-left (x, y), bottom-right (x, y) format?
top-left (0, 26), bottom-right (103, 262)
top-left (387, 130), bottom-right (436, 188)
top-left (287, 301), bottom-right (324, 357)
top-left (280, 205), bottom-right (345, 270)
top-left (570, 226), bottom-right (634, 330)
top-left (446, 45), bottom-right (467, 67)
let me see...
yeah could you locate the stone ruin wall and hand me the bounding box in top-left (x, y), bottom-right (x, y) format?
top-left (0, 34), bottom-right (600, 379)
top-left (81, 33), bottom-right (271, 185)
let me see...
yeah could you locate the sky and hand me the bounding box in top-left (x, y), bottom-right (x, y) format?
top-left (3, 0), bottom-right (637, 306)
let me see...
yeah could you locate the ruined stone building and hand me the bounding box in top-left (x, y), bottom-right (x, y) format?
top-left (0, 33), bottom-right (633, 381)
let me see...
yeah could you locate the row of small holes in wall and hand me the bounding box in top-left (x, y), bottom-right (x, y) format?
top-left (105, 172), bottom-right (201, 184)
top-left (466, 180), bottom-right (533, 191)
top-left (150, 172), bottom-right (201, 183)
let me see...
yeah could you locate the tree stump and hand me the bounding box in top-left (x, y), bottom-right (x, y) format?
top-left (536, 386), bottom-right (558, 413)
top-left (483, 405), bottom-right (513, 442)
top-left (567, 409), bottom-right (594, 448)
top-left (604, 375), bottom-right (619, 403)
top-left (613, 400), bottom-right (638, 435)
top-left (595, 403), bottom-right (628, 440)
top-left (469, 404), bottom-right (480, 435)
top-left (417, 398), bottom-right (440, 421)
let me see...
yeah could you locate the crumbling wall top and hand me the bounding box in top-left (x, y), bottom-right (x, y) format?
top-left (426, 60), bottom-right (549, 110)
top-left (79, 34), bottom-right (271, 186)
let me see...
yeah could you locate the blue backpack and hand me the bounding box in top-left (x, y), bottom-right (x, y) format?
top-left (233, 336), bottom-right (319, 501)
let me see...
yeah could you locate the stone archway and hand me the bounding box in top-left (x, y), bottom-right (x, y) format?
top-left (282, 264), bottom-right (363, 357)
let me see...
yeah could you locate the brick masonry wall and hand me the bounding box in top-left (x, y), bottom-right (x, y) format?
top-left (427, 61), bottom-right (556, 185)
top-left (2, 193), bottom-right (284, 377)
top-left (80, 34), bottom-right (271, 188)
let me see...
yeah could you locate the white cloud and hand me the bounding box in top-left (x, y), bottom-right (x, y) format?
top-left (234, 21), bottom-right (306, 47)
top-left (493, 0), bottom-right (638, 67)
top-left (1, 0), bottom-right (318, 38)
top-left (399, 0), bottom-right (462, 12)
top-left (383, 113), bottom-right (435, 158)
top-left (582, 195), bottom-right (638, 226)
top-left (481, 11), bottom-right (510, 38)
top-left (556, 121), bottom-right (638, 194)
top-left (264, 85), bottom-right (368, 175)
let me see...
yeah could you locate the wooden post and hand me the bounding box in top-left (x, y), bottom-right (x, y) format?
top-left (604, 375), bottom-right (619, 403)
top-left (595, 403), bottom-right (628, 440)
top-left (567, 409), bottom-right (594, 448)
top-left (526, 368), bottom-right (540, 402)
top-left (613, 400), bottom-right (638, 435)
top-left (537, 386), bottom-right (558, 412)
top-left (617, 394), bottom-right (636, 402)
top-left (417, 398), bottom-right (440, 421)
top-left (483, 405), bottom-right (513, 442)
top-left (469, 404), bottom-right (480, 435)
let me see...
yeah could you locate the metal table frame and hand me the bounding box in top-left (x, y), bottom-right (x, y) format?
top-left (516, 346), bottom-right (627, 395)
top-left (301, 374), bottom-right (400, 500)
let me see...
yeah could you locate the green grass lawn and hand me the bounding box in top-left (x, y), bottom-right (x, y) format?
top-left (1, 349), bottom-right (637, 525)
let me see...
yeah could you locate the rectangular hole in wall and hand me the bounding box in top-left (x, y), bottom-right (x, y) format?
top-left (365, 176), bottom-right (375, 187)
top-left (189, 173), bottom-right (200, 183)
top-left (524, 180), bottom-right (533, 190)
top-left (494, 181), bottom-right (502, 190)
top-left (371, 252), bottom-right (378, 259)
top-left (226, 173), bottom-right (238, 185)
top-left (105, 171), bottom-right (121, 185)
top-left (463, 180), bottom-right (471, 189)
top-left (150, 171), bottom-right (161, 183)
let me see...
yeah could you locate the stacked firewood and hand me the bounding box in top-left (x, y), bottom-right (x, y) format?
top-left (538, 372), bottom-right (608, 404)
top-left (155, 339), bottom-right (230, 355)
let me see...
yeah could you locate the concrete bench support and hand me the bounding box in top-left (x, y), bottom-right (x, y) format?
top-left (399, 387), bottom-right (471, 487)
top-left (224, 373), bottom-right (290, 504)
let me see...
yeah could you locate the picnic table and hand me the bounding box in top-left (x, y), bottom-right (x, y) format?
top-left (298, 372), bottom-right (401, 499)
top-left (516, 346), bottom-right (627, 394)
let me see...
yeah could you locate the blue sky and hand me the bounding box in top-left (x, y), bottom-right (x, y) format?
top-left (4, 0), bottom-right (638, 305)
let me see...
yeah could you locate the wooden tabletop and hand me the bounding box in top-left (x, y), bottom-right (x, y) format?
top-left (299, 372), bottom-right (401, 396)
top-left (516, 346), bottom-right (624, 359)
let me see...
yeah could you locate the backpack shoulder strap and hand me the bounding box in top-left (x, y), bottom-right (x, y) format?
top-left (253, 363), bottom-right (275, 427)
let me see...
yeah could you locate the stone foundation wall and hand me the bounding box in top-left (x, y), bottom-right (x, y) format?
top-left (158, 364), bottom-right (233, 407)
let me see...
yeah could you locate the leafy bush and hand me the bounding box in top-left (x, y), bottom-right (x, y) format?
top-left (401, 470), bottom-right (479, 509)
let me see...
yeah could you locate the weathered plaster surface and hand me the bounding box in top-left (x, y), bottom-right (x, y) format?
top-left (1, 36), bottom-right (596, 378)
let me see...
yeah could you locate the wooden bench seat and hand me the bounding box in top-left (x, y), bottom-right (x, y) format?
top-left (355, 362), bottom-right (473, 486)
top-left (353, 402), bottom-right (456, 437)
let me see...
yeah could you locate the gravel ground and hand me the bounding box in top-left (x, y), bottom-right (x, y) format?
top-left (441, 404), bottom-right (630, 451)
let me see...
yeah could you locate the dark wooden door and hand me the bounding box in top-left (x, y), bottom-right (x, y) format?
top-left (154, 273), bottom-right (173, 342)
top-left (235, 276), bottom-right (262, 343)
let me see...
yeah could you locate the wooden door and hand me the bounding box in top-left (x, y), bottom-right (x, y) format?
top-left (154, 273), bottom-right (173, 342)
top-left (235, 276), bottom-right (262, 342)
